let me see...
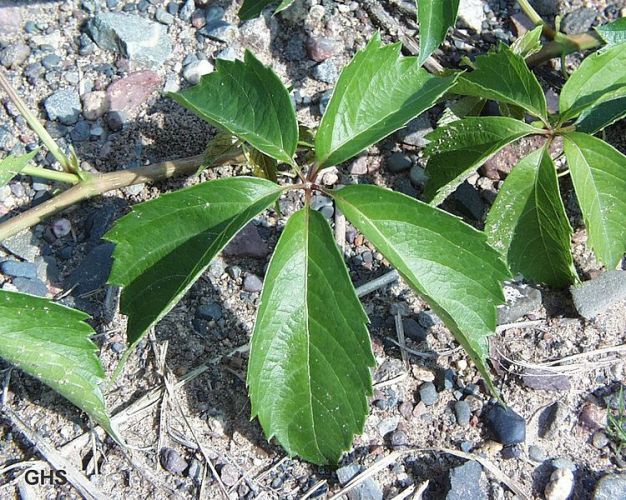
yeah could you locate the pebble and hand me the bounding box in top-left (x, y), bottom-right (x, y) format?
top-left (41, 54), bottom-right (61, 70)
top-left (44, 90), bottom-right (82, 125)
top-left (187, 459), bottom-right (203, 483)
top-left (219, 464), bottom-right (239, 487)
top-left (389, 430), bottom-right (409, 448)
top-left (402, 318), bottom-right (426, 341)
top-left (498, 283), bottom-right (542, 324)
top-left (243, 274), bottom-right (263, 293)
top-left (458, 0), bottom-right (487, 32)
top-left (82, 91), bottom-right (109, 121)
top-left (65, 243), bottom-right (114, 296)
top-left (419, 382), bottom-right (438, 406)
top-left (51, 219), bottom-right (71, 238)
top-left (224, 224), bottom-right (269, 258)
top-left (70, 121), bottom-right (91, 142)
top-left (378, 416), bottom-right (399, 436)
top-left (197, 302), bottom-right (222, 321)
top-left (0, 261), bottom-right (37, 279)
top-left (446, 460), bottom-right (486, 500)
top-left (561, 7), bottom-right (597, 35)
top-left (0, 126), bottom-right (14, 151)
top-left (454, 182), bottom-right (485, 220)
top-left (179, 0), bottom-right (195, 21)
top-left (532, 0), bottom-right (558, 15)
top-left (336, 464), bottom-right (383, 500)
top-left (106, 110), bottom-right (129, 132)
top-left (319, 89), bottom-right (332, 115)
top-left (409, 165), bottom-right (428, 187)
top-left (107, 71), bottom-right (162, 113)
top-left (571, 270), bottom-right (626, 319)
top-left (12, 277), bottom-right (48, 297)
top-left (397, 114), bottom-right (432, 147)
top-left (216, 47), bottom-right (237, 61)
top-left (521, 367), bottom-right (571, 392)
top-left (87, 12), bottom-right (172, 68)
top-left (2, 231), bottom-right (39, 261)
top-left (306, 36), bottom-right (340, 62)
top-left (528, 444), bottom-right (547, 462)
top-left (183, 59), bottom-right (214, 85)
top-left (387, 152), bottom-right (412, 173)
top-left (454, 400), bottom-right (471, 427)
top-left (485, 404), bottom-right (526, 445)
top-left (0, 44), bottom-right (30, 69)
top-left (199, 22), bottom-right (238, 44)
top-left (545, 468), bottom-right (574, 500)
top-left (592, 473), bottom-right (626, 500)
top-left (592, 431), bottom-right (609, 449)
top-left (312, 59), bottom-right (339, 84)
top-left (155, 7), bottom-right (175, 25)
top-left (551, 458), bottom-right (576, 472)
top-left (161, 448), bottom-right (187, 474)
top-left (501, 445), bottom-right (522, 459)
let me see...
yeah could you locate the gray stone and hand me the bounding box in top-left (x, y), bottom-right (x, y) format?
top-left (87, 13), bottom-right (172, 68)
top-left (44, 90), bottom-right (82, 125)
top-left (397, 114), bottom-right (432, 147)
top-left (187, 459), bottom-right (203, 483)
top-left (593, 473), bottom-right (626, 500)
top-left (82, 91), bottom-right (109, 121)
top-left (224, 224), bottom-right (269, 258)
top-left (571, 271), bottom-right (626, 319)
top-left (2, 231), bottom-right (39, 261)
top-left (528, 444), bottom-right (547, 462)
top-left (485, 404), bottom-right (526, 445)
top-left (160, 448), bottom-right (187, 474)
top-left (197, 302), bottom-right (222, 321)
top-left (219, 464), bottom-right (239, 487)
top-left (13, 277), bottom-right (48, 297)
top-left (402, 318), bottom-right (427, 341)
top-left (419, 382), bottom-right (438, 406)
top-left (319, 89), bottom-right (332, 115)
top-left (41, 54), bottom-right (61, 69)
top-left (106, 110), bottom-right (128, 132)
top-left (0, 44), bottom-right (30, 69)
top-left (446, 460), bottom-right (486, 500)
top-left (70, 121), bottom-right (91, 142)
top-left (179, 0), bottom-right (195, 21)
top-left (389, 430), bottom-right (409, 448)
top-left (561, 8), bottom-right (597, 35)
top-left (155, 8), bottom-right (174, 25)
top-left (551, 458), bottom-right (576, 472)
top-left (0, 125), bottom-right (15, 151)
top-left (454, 182), bottom-right (485, 220)
top-left (377, 416), bottom-right (399, 436)
top-left (458, 0), bottom-right (486, 33)
top-left (183, 59), bottom-right (213, 85)
top-left (454, 400), bottom-right (471, 426)
top-left (66, 243), bottom-right (114, 296)
top-left (0, 261), bottom-right (37, 279)
top-left (216, 47), bottom-right (237, 61)
top-left (243, 274), bottom-right (263, 293)
top-left (417, 309), bottom-right (442, 328)
top-left (199, 22), bottom-right (238, 43)
top-left (387, 152), bottom-right (412, 173)
top-left (409, 165), bottom-right (428, 187)
top-left (498, 283), bottom-right (542, 324)
top-left (312, 59), bottom-right (339, 84)
top-left (336, 464), bottom-right (383, 500)
top-left (592, 431), bottom-right (609, 449)
top-left (521, 367), bottom-right (571, 391)
top-left (531, 0), bottom-right (558, 16)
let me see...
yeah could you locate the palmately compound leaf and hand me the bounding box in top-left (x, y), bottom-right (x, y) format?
top-left (423, 116), bottom-right (542, 204)
top-left (315, 33), bottom-right (457, 169)
top-left (105, 177), bottom-right (282, 346)
top-left (169, 51), bottom-right (298, 165)
top-left (0, 290), bottom-right (118, 439)
top-left (332, 185), bottom-right (509, 395)
top-left (238, 0), bottom-right (294, 20)
top-left (0, 150), bottom-right (38, 188)
top-left (485, 146), bottom-right (577, 287)
top-left (575, 92), bottom-right (626, 134)
top-left (510, 25), bottom-right (543, 58)
top-left (563, 133), bottom-right (626, 269)
top-left (248, 207), bottom-right (374, 465)
top-left (417, 0), bottom-right (460, 67)
top-left (595, 18), bottom-right (626, 47)
top-left (453, 43), bottom-right (547, 119)
top-left (559, 43), bottom-right (626, 121)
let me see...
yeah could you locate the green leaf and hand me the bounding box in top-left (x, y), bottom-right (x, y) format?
top-left (563, 132), bottom-right (626, 269)
top-left (575, 93), bottom-right (626, 134)
top-left (315, 33), bottom-right (457, 169)
top-left (595, 18), bottom-right (626, 47)
top-left (105, 177), bottom-right (282, 346)
top-left (0, 290), bottom-right (118, 438)
top-left (510, 25), bottom-right (543, 58)
top-left (485, 147), bottom-right (577, 287)
top-left (0, 150), bottom-right (38, 188)
top-left (243, 144), bottom-right (278, 183)
top-left (169, 51), bottom-right (298, 165)
top-left (248, 207), bottom-right (374, 465)
top-left (560, 43), bottom-right (626, 121)
top-left (417, 0), bottom-right (460, 67)
top-left (239, 0), bottom-right (294, 20)
top-left (332, 185), bottom-right (509, 395)
top-left (424, 116), bottom-right (542, 204)
top-left (453, 43), bottom-right (547, 119)
top-left (197, 132), bottom-right (241, 175)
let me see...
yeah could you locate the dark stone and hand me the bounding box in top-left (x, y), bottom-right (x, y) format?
top-left (389, 430), bottom-right (409, 448)
top-left (561, 8), bottom-right (597, 35)
top-left (12, 277), bottom-right (48, 297)
top-left (161, 448), bottom-right (187, 474)
top-left (501, 445), bottom-right (523, 459)
top-left (85, 204), bottom-right (117, 242)
top-left (485, 404), bottom-right (526, 445)
top-left (65, 243), bottom-right (114, 296)
top-left (419, 382), bottom-right (438, 406)
top-left (1, 261), bottom-right (37, 279)
top-left (223, 223), bottom-right (269, 258)
top-left (521, 367), bottom-right (571, 391)
top-left (498, 283), bottom-right (542, 324)
top-left (454, 182), bottom-right (485, 220)
top-left (106, 110), bottom-right (128, 132)
top-left (197, 302), bottom-right (222, 321)
top-left (336, 464), bottom-right (383, 500)
top-left (446, 460), bottom-right (486, 500)
top-left (387, 152), bottom-right (412, 173)
top-left (70, 121), bottom-right (91, 142)
top-left (454, 400), bottom-right (471, 426)
top-left (402, 318), bottom-right (427, 341)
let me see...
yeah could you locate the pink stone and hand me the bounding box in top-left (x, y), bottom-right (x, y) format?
top-left (106, 71), bottom-right (162, 113)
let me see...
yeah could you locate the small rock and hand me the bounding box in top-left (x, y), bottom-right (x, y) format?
top-left (199, 22), bottom-right (238, 43)
top-left (454, 182), bottom-right (485, 220)
top-left (52, 219), bottom-right (71, 238)
top-left (409, 165), bottom-right (428, 187)
top-left (336, 464), bottom-right (383, 500)
top-left (0, 4), bottom-right (22, 34)
top-left (402, 318), bottom-right (427, 341)
top-left (571, 271), bottom-right (626, 319)
top-left (397, 114), bottom-right (432, 147)
top-left (106, 110), bottom-right (129, 131)
top-left (161, 448), bottom-right (187, 474)
top-left (592, 431), bottom-right (609, 449)
top-left (458, 0), bottom-right (487, 33)
top-left (419, 382), bottom-right (438, 406)
top-left (521, 367), bottom-right (571, 392)
top-left (2, 231), bottom-right (39, 261)
top-left (531, 0), bottom-right (558, 16)
top-left (485, 404), bottom-right (526, 445)
top-left (312, 59), bottom-right (339, 84)
top-left (319, 90), bottom-right (332, 115)
top-left (183, 59), bottom-right (213, 85)
top-left (110, 342), bottom-right (125, 353)
top-left (243, 274), bottom-right (263, 293)
top-left (187, 459), bottom-right (203, 483)
top-left (378, 416), bottom-right (399, 436)
top-left (215, 47), bottom-right (237, 61)
top-left (12, 277), bottom-right (48, 297)
top-left (498, 283), bottom-right (542, 324)
top-left (551, 458), bottom-right (576, 472)
top-left (227, 265), bottom-right (241, 280)
top-left (87, 13), bottom-right (172, 68)
top-left (501, 445), bottom-right (522, 459)
top-left (0, 44), bottom-right (30, 69)
top-left (454, 400), bottom-right (471, 426)
top-left (561, 8), bottom-right (597, 35)
top-left (65, 243), bottom-right (114, 296)
top-left (155, 7), bottom-right (175, 25)
top-left (70, 121), bottom-right (91, 142)
top-left (45, 90), bottom-right (82, 125)
top-left (349, 156), bottom-right (369, 175)
top-left (417, 310), bottom-right (441, 328)
top-left (179, 0), bottom-right (195, 20)
top-left (528, 444), bottom-right (547, 462)
top-left (197, 302), bottom-right (222, 321)
top-left (592, 473), bottom-right (626, 500)
top-left (545, 468), bottom-right (574, 500)
top-left (446, 460), bottom-right (486, 500)
top-left (0, 261), bottom-right (37, 279)
top-left (219, 464), bottom-right (239, 487)
top-left (389, 430), bottom-right (409, 448)
top-left (224, 224), bottom-right (269, 258)
top-left (387, 152), bottom-right (412, 173)
top-left (82, 91), bottom-right (109, 121)
top-left (107, 71), bottom-right (162, 113)
top-left (306, 36), bottom-right (340, 62)
top-left (41, 53), bottom-right (61, 70)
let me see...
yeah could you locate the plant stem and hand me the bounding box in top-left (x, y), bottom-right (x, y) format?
top-left (0, 71), bottom-right (72, 172)
top-left (0, 154), bottom-right (208, 241)
top-left (526, 31), bottom-right (604, 67)
top-left (20, 165), bottom-right (82, 185)
top-left (517, 0), bottom-right (556, 38)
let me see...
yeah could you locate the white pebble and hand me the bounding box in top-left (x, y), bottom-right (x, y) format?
top-left (545, 468), bottom-right (574, 500)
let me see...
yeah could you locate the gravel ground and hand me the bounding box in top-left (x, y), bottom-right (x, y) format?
top-left (0, 0), bottom-right (625, 499)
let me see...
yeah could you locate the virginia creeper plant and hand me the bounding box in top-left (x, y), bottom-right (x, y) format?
top-left (0, 0), bottom-right (624, 468)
